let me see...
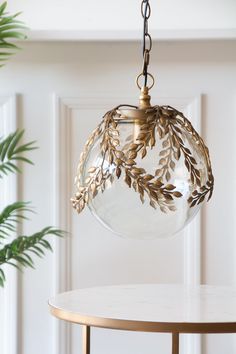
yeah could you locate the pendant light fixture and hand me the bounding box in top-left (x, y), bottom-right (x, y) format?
top-left (71, 0), bottom-right (214, 239)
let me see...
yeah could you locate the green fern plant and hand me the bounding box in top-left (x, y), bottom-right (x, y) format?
top-left (0, 1), bottom-right (27, 65)
top-left (0, 131), bottom-right (65, 287)
top-left (0, 130), bottom-right (35, 176)
top-left (0, 3), bottom-right (65, 287)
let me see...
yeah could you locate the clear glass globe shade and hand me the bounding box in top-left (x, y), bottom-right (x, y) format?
top-left (78, 107), bottom-right (210, 240)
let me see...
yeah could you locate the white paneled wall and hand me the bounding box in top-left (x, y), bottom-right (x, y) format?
top-left (0, 40), bottom-right (235, 354)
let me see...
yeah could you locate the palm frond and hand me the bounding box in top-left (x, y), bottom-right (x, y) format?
top-left (0, 201), bottom-right (33, 241)
top-left (0, 227), bottom-right (65, 286)
top-left (0, 130), bottom-right (37, 178)
top-left (0, 2), bottom-right (27, 65)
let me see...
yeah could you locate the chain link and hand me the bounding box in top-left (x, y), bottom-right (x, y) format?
top-left (137, 0), bottom-right (153, 89)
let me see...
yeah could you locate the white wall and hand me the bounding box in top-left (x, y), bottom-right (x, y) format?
top-left (6, 0), bottom-right (236, 40)
top-left (0, 39), bottom-right (235, 354)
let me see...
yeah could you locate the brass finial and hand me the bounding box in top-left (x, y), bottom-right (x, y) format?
top-left (139, 86), bottom-right (151, 109)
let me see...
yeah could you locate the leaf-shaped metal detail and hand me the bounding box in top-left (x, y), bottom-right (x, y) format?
top-left (72, 104), bottom-right (214, 215)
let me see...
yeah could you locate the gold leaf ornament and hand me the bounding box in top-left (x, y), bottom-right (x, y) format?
top-left (71, 105), bottom-right (214, 216)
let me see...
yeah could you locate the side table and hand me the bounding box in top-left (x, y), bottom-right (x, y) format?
top-left (49, 284), bottom-right (236, 354)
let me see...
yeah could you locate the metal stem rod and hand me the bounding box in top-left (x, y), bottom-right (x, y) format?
top-left (82, 325), bottom-right (90, 354)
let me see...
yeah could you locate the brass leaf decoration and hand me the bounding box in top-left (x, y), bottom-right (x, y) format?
top-left (72, 104), bottom-right (214, 214)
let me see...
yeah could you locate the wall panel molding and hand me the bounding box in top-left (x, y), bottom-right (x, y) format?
top-left (28, 28), bottom-right (236, 42)
top-left (183, 96), bottom-right (201, 287)
top-left (52, 96), bottom-right (73, 354)
top-left (52, 95), bottom-right (120, 354)
top-left (53, 93), bottom-right (202, 354)
top-left (182, 96), bottom-right (202, 354)
top-left (0, 95), bottom-right (18, 354)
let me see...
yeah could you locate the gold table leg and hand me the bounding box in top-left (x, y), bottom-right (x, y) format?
top-left (172, 333), bottom-right (179, 354)
top-left (82, 325), bottom-right (90, 354)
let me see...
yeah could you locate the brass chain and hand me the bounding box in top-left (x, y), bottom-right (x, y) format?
top-left (137, 0), bottom-right (154, 89)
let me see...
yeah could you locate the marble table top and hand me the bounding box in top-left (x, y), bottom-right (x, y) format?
top-left (49, 284), bottom-right (236, 333)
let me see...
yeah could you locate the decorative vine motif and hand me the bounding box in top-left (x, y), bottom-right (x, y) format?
top-left (158, 105), bottom-right (214, 206)
top-left (102, 109), bottom-right (182, 212)
top-left (101, 108), bottom-right (183, 212)
top-left (155, 130), bottom-right (176, 182)
top-left (71, 104), bottom-right (214, 214)
top-left (187, 178), bottom-right (214, 208)
top-left (71, 109), bottom-right (116, 213)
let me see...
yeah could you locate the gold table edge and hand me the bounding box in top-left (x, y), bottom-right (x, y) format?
top-left (49, 305), bottom-right (236, 334)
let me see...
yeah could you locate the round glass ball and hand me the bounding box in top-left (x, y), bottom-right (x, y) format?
top-left (77, 106), bottom-right (212, 239)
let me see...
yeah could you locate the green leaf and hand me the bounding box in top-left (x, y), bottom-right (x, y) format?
top-left (0, 18), bottom-right (22, 28)
top-left (0, 31), bottom-right (26, 39)
top-left (0, 2), bottom-right (7, 16)
top-left (0, 162), bottom-right (17, 175)
top-left (0, 227), bottom-right (66, 286)
top-left (0, 2), bottom-right (27, 65)
top-left (7, 130), bottom-right (24, 158)
top-left (0, 51), bottom-right (13, 56)
top-left (12, 141), bottom-right (37, 155)
top-left (7, 161), bottom-right (21, 172)
top-left (0, 267), bottom-right (5, 280)
top-left (0, 130), bottom-right (37, 178)
top-left (0, 134), bottom-right (12, 160)
top-left (0, 24), bottom-right (26, 33)
top-left (0, 42), bottom-right (18, 49)
top-left (10, 157), bottom-right (34, 165)
top-left (0, 201), bottom-right (33, 238)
